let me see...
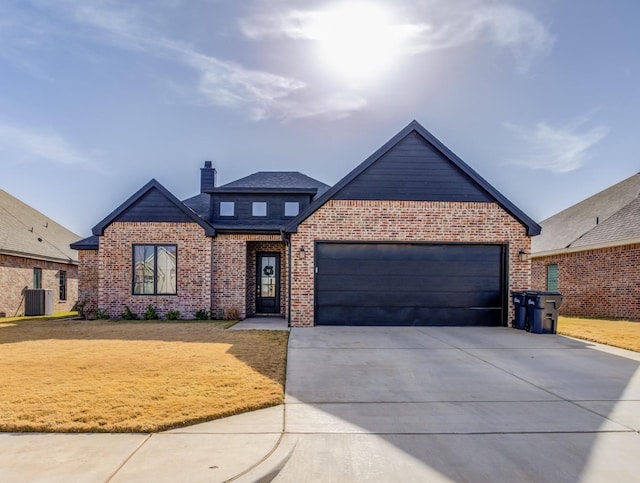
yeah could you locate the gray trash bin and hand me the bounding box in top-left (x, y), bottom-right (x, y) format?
top-left (527, 291), bottom-right (562, 334)
top-left (511, 291), bottom-right (528, 330)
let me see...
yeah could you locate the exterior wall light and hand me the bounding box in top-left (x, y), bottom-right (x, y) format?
top-left (518, 249), bottom-right (528, 262)
top-left (299, 246), bottom-right (306, 259)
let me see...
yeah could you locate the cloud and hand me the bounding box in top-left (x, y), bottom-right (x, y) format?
top-left (240, 0), bottom-right (554, 73)
top-left (0, 120), bottom-right (91, 165)
top-left (51, 1), bottom-right (365, 121)
top-left (504, 117), bottom-right (609, 172)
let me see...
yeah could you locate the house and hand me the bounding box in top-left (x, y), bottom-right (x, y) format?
top-left (531, 173), bottom-right (640, 320)
top-left (71, 120), bottom-right (540, 326)
top-left (0, 189), bottom-right (80, 317)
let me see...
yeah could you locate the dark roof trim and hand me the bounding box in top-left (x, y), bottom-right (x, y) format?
top-left (92, 179), bottom-right (215, 236)
top-left (70, 235), bottom-right (99, 250)
top-left (285, 120), bottom-right (541, 236)
top-left (209, 187), bottom-right (318, 194)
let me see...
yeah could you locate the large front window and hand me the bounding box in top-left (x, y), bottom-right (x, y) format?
top-left (133, 245), bottom-right (177, 295)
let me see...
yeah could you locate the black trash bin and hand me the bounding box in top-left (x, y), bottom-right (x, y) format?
top-left (527, 291), bottom-right (563, 334)
top-left (511, 291), bottom-right (528, 330)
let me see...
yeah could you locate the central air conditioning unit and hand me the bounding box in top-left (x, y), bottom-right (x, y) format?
top-left (24, 289), bottom-right (54, 316)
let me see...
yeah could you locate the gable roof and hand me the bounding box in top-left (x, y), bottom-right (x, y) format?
top-left (215, 171), bottom-right (330, 197)
top-left (91, 179), bottom-right (215, 236)
top-left (285, 120), bottom-right (541, 236)
top-left (532, 173), bottom-right (640, 254)
top-left (0, 189), bottom-right (80, 264)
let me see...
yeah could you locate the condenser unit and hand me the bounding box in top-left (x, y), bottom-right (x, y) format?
top-left (24, 289), bottom-right (54, 316)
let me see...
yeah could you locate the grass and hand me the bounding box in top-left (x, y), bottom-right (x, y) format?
top-left (558, 316), bottom-right (640, 352)
top-left (0, 311), bottom-right (78, 323)
top-left (0, 318), bottom-right (288, 433)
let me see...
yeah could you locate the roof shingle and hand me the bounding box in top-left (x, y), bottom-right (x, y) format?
top-left (532, 173), bottom-right (640, 253)
top-left (0, 189), bottom-right (80, 263)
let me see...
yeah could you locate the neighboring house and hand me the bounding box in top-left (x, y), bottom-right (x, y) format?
top-left (531, 173), bottom-right (640, 320)
top-left (71, 120), bottom-right (540, 326)
top-left (0, 189), bottom-right (80, 317)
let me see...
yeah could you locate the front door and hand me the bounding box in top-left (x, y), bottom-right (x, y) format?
top-left (256, 252), bottom-right (280, 314)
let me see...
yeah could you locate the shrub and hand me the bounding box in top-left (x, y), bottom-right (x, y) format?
top-left (95, 309), bottom-right (110, 320)
top-left (193, 309), bottom-right (211, 320)
top-left (165, 310), bottom-right (180, 320)
top-left (224, 307), bottom-right (241, 320)
top-left (121, 306), bottom-right (138, 320)
top-left (143, 304), bottom-right (159, 320)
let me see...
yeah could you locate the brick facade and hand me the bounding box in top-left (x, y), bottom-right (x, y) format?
top-left (77, 250), bottom-right (98, 316)
top-left (532, 243), bottom-right (640, 320)
top-left (98, 222), bottom-right (212, 318)
top-left (289, 200), bottom-right (532, 327)
top-left (0, 253), bottom-right (78, 316)
top-left (211, 234), bottom-right (286, 319)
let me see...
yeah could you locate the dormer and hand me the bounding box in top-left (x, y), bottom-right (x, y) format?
top-left (208, 172), bottom-right (329, 234)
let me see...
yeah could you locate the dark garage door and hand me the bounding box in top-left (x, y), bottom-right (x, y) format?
top-left (315, 242), bottom-right (505, 326)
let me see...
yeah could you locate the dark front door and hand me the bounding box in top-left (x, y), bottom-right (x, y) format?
top-left (256, 252), bottom-right (280, 314)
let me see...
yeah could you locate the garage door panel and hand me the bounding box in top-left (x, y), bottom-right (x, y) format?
top-left (317, 259), bottom-right (500, 278)
top-left (317, 306), bottom-right (502, 326)
top-left (316, 275), bottom-right (500, 293)
top-left (315, 242), bottom-right (504, 326)
top-left (316, 290), bottom-right (502, 308)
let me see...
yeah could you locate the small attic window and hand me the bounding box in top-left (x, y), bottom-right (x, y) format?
top-left (219, 202), bottom-right (235, 217)
top-left (284, 202), bottom-right (299, 217)
top-left (252, 202), bottom-right (267, 217)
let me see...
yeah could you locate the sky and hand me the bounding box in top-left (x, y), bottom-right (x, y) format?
top-left (1, 0), bottom-right (638, 238)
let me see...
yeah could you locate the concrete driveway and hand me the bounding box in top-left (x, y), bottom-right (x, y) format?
top-left (240, 326), bottom-right (640, 482)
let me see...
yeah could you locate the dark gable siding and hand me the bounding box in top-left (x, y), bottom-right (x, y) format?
top-left (334, 131), bottom-right (492, 202)
top-left (115, 188), bottom-right (193, 223)
top-left (212, 193), bottom-right (312, 223)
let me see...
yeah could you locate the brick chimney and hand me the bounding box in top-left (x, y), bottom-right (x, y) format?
top-left (200, 160), bottom-right (217, 193)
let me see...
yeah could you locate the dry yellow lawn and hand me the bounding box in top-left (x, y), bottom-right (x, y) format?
top-left (558, 316), bottom-right (640, 352)
top-left (0, 319), bottom-right (288, 433)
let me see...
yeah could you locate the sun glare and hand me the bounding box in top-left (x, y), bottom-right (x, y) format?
top-left (308, 3), bottom-right (406, 85)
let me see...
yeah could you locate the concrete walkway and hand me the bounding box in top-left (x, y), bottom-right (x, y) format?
top-left (229, 317), bottom-right (289, 331)
top-left (1, 327), bottom-right (640, 482)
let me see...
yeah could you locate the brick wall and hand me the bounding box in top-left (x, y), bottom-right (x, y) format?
top-left (212, 234), bottom-right (285, 319)
top-left (289, 200), bottom-right (532, 327)
top-left (0, 253), bottom-right (78, 316)
top-left (98, 222), bottom-right (212, 318)
top-left (532, 243), bottom-right (640, 320)
top-left (77, 250), bottom-right (98, 316)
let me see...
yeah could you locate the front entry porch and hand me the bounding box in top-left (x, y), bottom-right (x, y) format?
top-left (246, 241), bottom-right (287, 318)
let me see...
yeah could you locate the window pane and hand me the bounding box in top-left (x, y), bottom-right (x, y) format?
top-left (220, 201), bottom-right (235, 217)
top-left (33, 268), bottom-right (41, 289)
top-left (261, 256), bottom-right (276, 297)
top-left (547, 264), bottom-right (558, 291)
top-left (156, 246), bottom-right (177, 294)
top-left (252, 202), bottom-right (267, 216)
top-left (59, 271), bottom-right (67, 301)
top-left (284, 202), bottom-right (299, 217)
top-left (133, 245), bottom-right (155, 294)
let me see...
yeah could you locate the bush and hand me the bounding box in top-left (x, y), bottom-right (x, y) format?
top-left (95, 309), bottom-right (110, 320)
top-left (193, 309), bottom-right (211, 320)
top-left (224, 307), bottom-right (241, 320)
top-left (143, 304), bottom-right (159, 320)
top-left (121, 306), bottom-right (138, 320)
top-left (165, 310), bottom-right (180, 320)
